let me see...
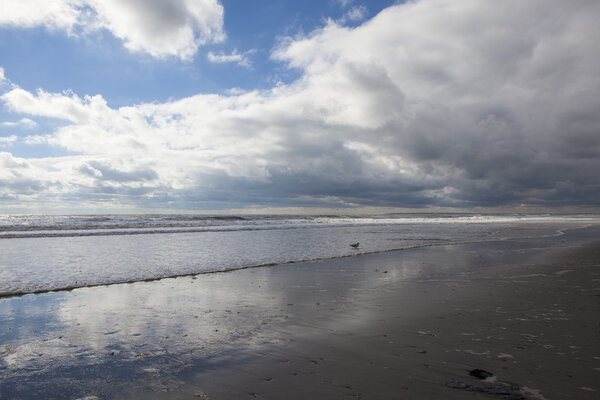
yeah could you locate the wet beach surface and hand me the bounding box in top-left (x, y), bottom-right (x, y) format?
top-left (1, 226), bottom-right (599, 399)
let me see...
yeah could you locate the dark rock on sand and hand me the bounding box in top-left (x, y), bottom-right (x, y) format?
top-left (470, 368), bottom-right (493, 379)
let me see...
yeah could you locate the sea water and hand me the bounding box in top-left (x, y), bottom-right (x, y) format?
top-left (1, 214), bottom-right (599, 399)
top-left (0, 214), bottom-right (597, 297)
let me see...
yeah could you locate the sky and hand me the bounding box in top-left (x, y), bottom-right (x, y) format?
top-left (0, 0), bottom-right (599, 214)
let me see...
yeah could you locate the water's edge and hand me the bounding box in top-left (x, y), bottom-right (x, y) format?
top-left (0, 230), bottom-right (567, 300)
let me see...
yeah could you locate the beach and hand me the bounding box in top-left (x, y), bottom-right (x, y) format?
top-left (1, 224), bottom-right (599, 399)
top-left (2, 1), bottom-right (600, 398)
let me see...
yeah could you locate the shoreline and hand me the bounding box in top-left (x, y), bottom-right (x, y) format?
top-left (0, 222), bottom-right (580, 299)
top-left (1, 227), bottom-right (599, 399)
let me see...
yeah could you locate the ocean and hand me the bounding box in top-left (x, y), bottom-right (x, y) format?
top-left (1, 213), bottom-right (599, 399)
top-left (1, 213), bottom-right (597, 298)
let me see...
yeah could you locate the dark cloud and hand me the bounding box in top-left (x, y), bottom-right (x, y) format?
top-left (79, 161), bottom-right (158, 183)
top-left (1, 0), bottom-right (599, 212)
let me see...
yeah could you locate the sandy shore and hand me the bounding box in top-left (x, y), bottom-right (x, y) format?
top-left (1, 226), bottom-right (599, 399)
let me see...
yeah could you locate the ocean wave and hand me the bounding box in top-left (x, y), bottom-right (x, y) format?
top-left (0, 215), bottom-right (596, 298)
top-left (0, 213), bottom-right (596, 239)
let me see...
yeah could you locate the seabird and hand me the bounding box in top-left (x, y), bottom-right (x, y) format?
top-left (350, 243), bottom-right (359, 248)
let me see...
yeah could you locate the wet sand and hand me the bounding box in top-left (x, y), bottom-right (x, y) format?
top-left (1, 226), bottom-right (599, 399)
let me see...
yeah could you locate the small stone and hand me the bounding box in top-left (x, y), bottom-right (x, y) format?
top-left (469, 369), bottom-right (493, 379)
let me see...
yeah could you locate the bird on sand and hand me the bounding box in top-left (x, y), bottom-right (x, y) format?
top-left (350, 243), bottom-right (359, 248)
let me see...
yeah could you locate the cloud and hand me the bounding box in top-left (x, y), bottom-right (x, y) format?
top-left (85, 0), bottom-right (225, 60)
top-left (338, 5), bottom-right (368, 24)
top-left (1, 87), bottom-right (115, 124)
top-left (79, 161), bottom-right (158, 183)
top-left (346, 6), bottom-right (367, 21)
top-left (1, 0), bottom-right (599, 210)
top-left (0, 0), bottom-right (225, 60)
top-left (0, 135), bottom-right (18, 146)
top-left (1, 118), bottom-right (38, 129)
top-left (0, 151), bottom-right (53, 197)
top-left (336, 0), bottom-right (354, 7)
top-left (0, 0), bottom-right (81, 32)
top-left (207, 48), bottom-right (254, 67)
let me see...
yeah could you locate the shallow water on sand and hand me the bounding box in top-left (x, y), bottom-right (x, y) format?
top-left (0, 225), bottom-right (598, 399)
top-left (0, 214), bottom-right (597, 296)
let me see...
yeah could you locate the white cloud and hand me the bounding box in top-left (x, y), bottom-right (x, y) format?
top-left (1, 0), bottom-right (599, 210)
top-left (338, 5), bottom-right (368, 24)
top-left (336, 0), bottom-right (354, 7)
top-left (0, 135), bottom-right (18, 146)
top-left (207, 48), bottom-right (254, 67)
top-left (22, 135), bottom-right (50, 145)
top-left (1, 87), bottom-right (115, 124)
top-left (0, 0), bottom-right (225, 60)
top-left (0, 67), bottom-right (5, 82)
top-left (1, 118), bottom-right (38, 129)
top-left (0, 0), bottom-right (81, 32)
top-left (85, 0), bottom-right (225, 60)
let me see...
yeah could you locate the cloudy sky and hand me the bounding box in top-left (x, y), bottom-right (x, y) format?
top-left (0, 0), bottom-right (598, 213)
